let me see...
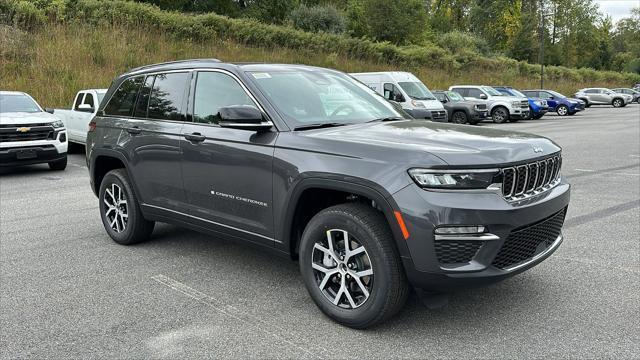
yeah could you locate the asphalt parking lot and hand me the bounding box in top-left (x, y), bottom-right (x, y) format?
top-left (1, 104), bottom-right (639, 359)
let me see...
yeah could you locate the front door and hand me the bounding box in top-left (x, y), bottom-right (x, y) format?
top-left (180, 70), bottom-right (276, 245)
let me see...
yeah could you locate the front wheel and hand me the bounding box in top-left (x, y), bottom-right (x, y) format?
top-left (612, 98), bottom-right (623, 108)
top-left (299, 203), bottom-right (409, 329)
top-left (452, 111), bottom-right (468, 124)
top-left (491, 107), bottom-right (509, 123)
top-left (99, 169), bottom-right (154, 245)
top-left (557, 105), bottom-right (569, 116)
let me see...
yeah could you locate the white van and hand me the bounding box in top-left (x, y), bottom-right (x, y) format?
top-left (350, 72), bottom-right (447, 122)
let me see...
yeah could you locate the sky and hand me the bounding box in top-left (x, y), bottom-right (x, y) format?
top-left (593, 0), bottom-right (638, 23)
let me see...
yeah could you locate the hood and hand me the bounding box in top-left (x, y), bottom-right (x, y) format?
top-left (0, 111), bottom-right (58, 125)
top-left (304, 120), bottom-right (560, 166)
top-left (566, 98), bottom-right (582, 104)
top-left (491, 95), bottom-right (527, 102)
top-left (415, 99), bottom-right (445, 111)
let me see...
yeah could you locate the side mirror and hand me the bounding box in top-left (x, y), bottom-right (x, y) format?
top-left (218, 105), bottom-right (272, 131)
top-left (479, 94), bottom-right (488, 100)
top-left (440, 98), bottom-right (448, 103)
top-left (548, 96), bottom-right (554, 100)
top-left (45, 108), bottom-right (54, 114)
top-left (78, 104), bottom-right (95, 113)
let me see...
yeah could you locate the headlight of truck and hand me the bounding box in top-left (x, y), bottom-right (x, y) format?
top-left (511, 100), bottom-right (521, 106)
top-left (51, 120), bottom-right (64, 128)
top-left (408, 169), bottom-right (498, 189)
top-left (411, 99), bottom-right (425, 108)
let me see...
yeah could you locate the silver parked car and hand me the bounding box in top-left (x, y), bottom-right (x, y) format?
top-left (574, 88), bottom-right (632, 108)
top-left (612, 88), bottom-right (640, 103)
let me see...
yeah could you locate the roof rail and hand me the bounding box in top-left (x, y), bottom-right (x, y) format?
top-left (128, 58), bottom-right (222, 73)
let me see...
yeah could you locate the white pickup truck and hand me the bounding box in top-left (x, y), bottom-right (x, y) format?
top-left (53, 89), bottom-right (107, 145)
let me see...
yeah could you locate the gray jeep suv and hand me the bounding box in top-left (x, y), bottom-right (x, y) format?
top-left (87, 60), bottom-right (570, 328)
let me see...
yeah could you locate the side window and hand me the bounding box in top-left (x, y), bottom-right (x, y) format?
top-left (134, 75), bottom-right (154, 118)
top-left (73, 93), bottom-right (84, 110)
top-left (148, 72), bottom-right (189, 121)
top-left (467, 88), bottom-right (483, 98)
top-left (193, 72), bottom-right (256, 124)
top-left (585, 89), bottom-right (597, 94)
top-left (104, 77), bottom-right (143, 117)
top-left (83, 93), bottom-right (95, 108)
top-left (383, 83), bottom-right (404, 102)
top-left (538, 91), bottom-right (549, 99)
top-left (450, 88), bottom-right (466, 97)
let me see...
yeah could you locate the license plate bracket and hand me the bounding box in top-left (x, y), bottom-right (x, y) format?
top-left (16, 149), bottom-right (37, 160)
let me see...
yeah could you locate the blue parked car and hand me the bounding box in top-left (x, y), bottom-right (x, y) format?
top-left (521, 90), bottom-right (585, 116)
top-left (494, 86), bottom-right (549, 119)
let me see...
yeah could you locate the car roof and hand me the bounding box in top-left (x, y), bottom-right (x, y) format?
top-left (0, 91), bottom-right (28, 96)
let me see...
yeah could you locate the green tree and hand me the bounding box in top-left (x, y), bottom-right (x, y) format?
top-left (361, 0), bottom-right (428, 44)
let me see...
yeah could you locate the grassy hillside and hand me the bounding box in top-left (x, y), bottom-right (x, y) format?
top-left (1, 0), bottom-right (639, 108)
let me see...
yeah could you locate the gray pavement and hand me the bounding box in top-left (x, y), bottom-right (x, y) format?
top-left (1, 104), bottom-right (639, 359)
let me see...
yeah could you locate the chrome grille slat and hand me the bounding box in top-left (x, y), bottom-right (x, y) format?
top-left (501, 154), bottom-right (562, 202)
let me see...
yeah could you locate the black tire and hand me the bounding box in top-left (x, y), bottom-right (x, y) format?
top-left (612, 98), bottom-right (623, 108)
top-left (556, 104), bottom-right (569, 116)
top-left (299, 203), bottom-right (409, 329)
top-left (452, 111), bottom-right (468, 124)
top-left (48, 156), bottom-right (67, 170)
top-left (491, 106), bottom-right (510, 123)
top-left (99, 169), bottom-right (154, 245)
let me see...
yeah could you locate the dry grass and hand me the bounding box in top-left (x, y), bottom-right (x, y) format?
top-left (0, 23), bottom-right (627, 107)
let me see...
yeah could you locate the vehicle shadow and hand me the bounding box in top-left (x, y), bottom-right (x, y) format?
top-left (0, 164), bottom-right (53, 177)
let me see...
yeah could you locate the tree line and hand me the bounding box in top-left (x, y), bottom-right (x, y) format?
top-left (131, 1), bottom-right (640, 75)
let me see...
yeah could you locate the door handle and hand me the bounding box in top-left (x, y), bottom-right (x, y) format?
top-left (126, 126), bottom-right (141, 135)
top-left (184, 132), bottom-right (206, 143)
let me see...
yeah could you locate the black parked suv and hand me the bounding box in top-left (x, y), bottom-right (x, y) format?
top-left (87, 60), bottom-right (570, 328)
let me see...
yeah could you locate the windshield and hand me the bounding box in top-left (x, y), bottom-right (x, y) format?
top-left (482, 86), bottom-right (502, 96)
top-left (510, 89), bottom-right (526, 97)
top-left (445, 91), bottom-right (464, 102)
top-left (0, 94), bottom-right (41, 113)
top-left (547, 90), bottom-right (566, 99)
top-left (248, 70), bottom-right (406, 127)
top-left (398, 82), bottom-right (436, 100)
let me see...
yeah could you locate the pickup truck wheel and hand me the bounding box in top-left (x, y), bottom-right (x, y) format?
top-left (99, 169), bottom-right (154, 245)
top-left (612, 98), bottom-right (623, 108)
top-left (491, 107), bottom-right (509, 123)
top-left (452, 111), bottom-right (468, 124)
top-left (299, 203), bottom-right (409, 329)
top-left (48, 157), bottom-right (67, 171)
top-left (556, 105), bottom-right (569, 116)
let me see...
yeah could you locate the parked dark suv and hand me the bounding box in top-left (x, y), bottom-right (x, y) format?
top-left (87, 60), bottom-right (571, 328)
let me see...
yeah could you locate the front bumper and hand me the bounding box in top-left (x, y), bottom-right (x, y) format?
top-left (391, 179), bottom-right (570, 292)
top-left (472, 110), bottom-right (489, 120)
top-left (510, 108), bottom-right (530, 119)
top-left (0, 131), bottom-right (67, 167)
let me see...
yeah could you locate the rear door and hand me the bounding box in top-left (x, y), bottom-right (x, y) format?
top-left (180, 70), bottom-right (276, 245)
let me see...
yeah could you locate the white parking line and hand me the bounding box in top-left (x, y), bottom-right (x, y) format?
top-left (151, 274), bottom-right (327, 359)
top-left (630, 155), bottom-right (640, 158)
top-left (574, 168), bottom-right (595, 172)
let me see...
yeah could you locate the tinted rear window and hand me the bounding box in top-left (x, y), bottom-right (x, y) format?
top-left (104, 77), bottom-right (143, 117)
top-left (148, 72), bottom-right (189, 121)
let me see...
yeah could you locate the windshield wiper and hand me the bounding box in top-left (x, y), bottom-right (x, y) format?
top-left (294, 122), bottom-right (349, 131)
top-left (366, 117), bottom-right (404, 123)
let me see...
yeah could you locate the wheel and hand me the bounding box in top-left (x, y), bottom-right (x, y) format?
top-left (48, 156), bottom-right (67, 170)
top-left (612, 98), bottom-right (623, 108)
top-left (556, 105), bottom-right (569, 116)
top-left (99, 169), bottom-right (154, 245)
top-left (491, 107), bottom-right (509, 123)
top-left (299, 203), bottom-right (409, 329)
top-left (452, 111), bottom-right (468, 124)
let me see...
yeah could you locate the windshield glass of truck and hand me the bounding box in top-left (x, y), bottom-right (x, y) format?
top-left (482, 87), bottom-right (502, 96)
top-left (398, 82), bottom-right (436, 100)
top-left (0, 94), bottom-right (41, 113)
top-left (248, 70), bottom-right (405, 126)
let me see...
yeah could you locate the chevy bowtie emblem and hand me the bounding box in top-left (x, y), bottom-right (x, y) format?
top-left (16, 127), bottom-right (30, 133)
top-left (532, 146), bottom-right (543, 153)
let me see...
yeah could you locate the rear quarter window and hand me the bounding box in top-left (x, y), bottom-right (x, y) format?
top-left (104, 77), bottom-right (144, 117)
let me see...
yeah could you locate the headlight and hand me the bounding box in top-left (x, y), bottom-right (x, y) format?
top-left (51, 120), bottom-right (64, 128)
top-left (511, 100), bottom-right (521, 106)
top-left (408, 169), bottom-right (498, 189)
top-left (411, 99), bottom-right (425, 108)
top-left (474, 104), bottom-right (484, 110)
top-left (534, 100), bottom-right (542, 106)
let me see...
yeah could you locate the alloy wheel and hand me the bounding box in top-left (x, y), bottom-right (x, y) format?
top-left (613, 99), bottom-right (622, 107)
top-left (493, 108), bottom-right (507, 123)
top-left (311, 229), bottom-right (373, 309)
top-left (557, 105), bottom-right (568, 116)
top-left (103, 183), bottom-right (128, 233)
top-left (453, 112), bottom-right (467, 124)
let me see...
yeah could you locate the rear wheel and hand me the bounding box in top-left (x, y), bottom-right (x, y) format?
top-left (556, 105), bottom-right (569, 116)
top-left (48, 156), bottom-right (67, 171)
top-left (99, 169), bottom-right (154, 245)
top-left (491, 107), bottom-right (509, 123)
top-left (452, 111), bottom-right (468, 124)
top-left (299, 203), bottom-right (409, 329)
top-left (612, 98), bottom-right (623, 108)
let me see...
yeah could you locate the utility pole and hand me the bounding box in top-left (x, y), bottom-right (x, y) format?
top-left (539, 0), bottom-right (545, 89)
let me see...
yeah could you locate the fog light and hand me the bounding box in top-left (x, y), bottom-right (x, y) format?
top-left (434, 226), bottom-right (485, 235)
top-left (59, 132), bottom-right (67, 142)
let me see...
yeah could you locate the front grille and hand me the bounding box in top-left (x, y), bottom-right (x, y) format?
top-left (492, 208), bottom-right (566, 269)
top-left (520, 100), bottom-right (529, 108)
top-left (435, 241), bottom-right (483, 264)
top-left (501, 154), bottom-right (561, 201)
top-left (0, 125), bottom-right (55, 143)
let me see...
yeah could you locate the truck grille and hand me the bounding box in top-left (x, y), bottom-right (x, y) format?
top-left (0, 125), bottom-right (55, 143)
top-left (492, 208), bottom-right (566, 269)
top-left (435, 241), bottom-right (483, 264)
top-left (520, 100), bottom-right (529, 108)
top-left (431, 110), bottom-right (447, 121)
top-left (501, 154), bottom-right (562, 201)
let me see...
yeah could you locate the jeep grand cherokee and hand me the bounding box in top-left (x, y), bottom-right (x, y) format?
top-left (87, 60), bottom-right (571, 328)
